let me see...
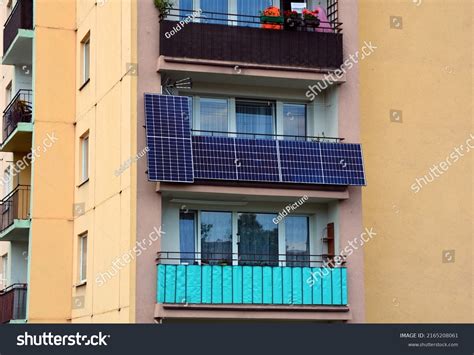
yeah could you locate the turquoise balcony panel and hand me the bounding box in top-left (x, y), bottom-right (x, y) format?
top-left (157, 264), bottom-right (347, 306)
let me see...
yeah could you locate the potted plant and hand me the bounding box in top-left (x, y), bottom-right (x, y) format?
top-left (154, 0), bottom-right (173, 21)
top-left (260, 6), bottom-right (283, 30)
top-left (283, 10), bottom-right (303, 31)
top-left (302, 9), bottom-right (320, 28)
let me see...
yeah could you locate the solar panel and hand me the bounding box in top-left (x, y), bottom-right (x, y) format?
top-left (145, 94), bottom-right (366, 186)
top-left (144, 94), bottom-right (194, 183)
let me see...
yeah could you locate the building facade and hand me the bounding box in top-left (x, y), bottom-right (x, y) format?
top-left (0, 0), bottom-right (366, 324)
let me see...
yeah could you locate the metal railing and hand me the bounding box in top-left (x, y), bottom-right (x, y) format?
top-left (191, 129), bottom-right (344, 143)
top-left (2, 89), bottom-right (33, 145)
top-left (0, 185), bottom-right (31, 233)
top-left (0, 283), bottom-right (27, 323)
top-left (165, 8), bottom-right (342, 33)
top-left (3, 0), bottom-right (33, 55)
top-left (157, 251), bottom-right (346, 268)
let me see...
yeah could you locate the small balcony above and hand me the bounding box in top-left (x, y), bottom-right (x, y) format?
top-left (2, 0), bottom-right (33, 65)
top-left (160, 6), bottom-right (343, 71)
top-left (0, 283), bottom-right (27, 323)
top-left (1, 90), bottom-right (33, 153)
top-left (0, 185), bottom-right (31, 242)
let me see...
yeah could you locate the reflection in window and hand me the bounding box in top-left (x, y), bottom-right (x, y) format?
top-left (283, 104), bottom-right (306, 140)
top-left (238, 213), bottom-right (278, 266)
top-left (236, 100), bottom-right (275, 139)
top-left (180, 211), bottom-right (196, 263)
top-left (285, 216), bottom-right (310, 267)
top-left (201, 211), bottom-right (232, 265)
top-left (200, 98), bottom-right (228, 136)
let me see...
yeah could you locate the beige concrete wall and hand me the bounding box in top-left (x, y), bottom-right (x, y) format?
top-left (71, 0), bottom-right (137, 323)
top-left (360, 0), bottom-right (472, 322)
top-left (27, 0), bottom-right (76, 323)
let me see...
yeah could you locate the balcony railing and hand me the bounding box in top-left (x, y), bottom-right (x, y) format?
top-left (0, 283), bottom-right (27, 323)
top-left (2, 89), bottom-right (33, 145)
top-left (3, 0), bottom-right (33, 56)
top-left (0, 185), bottom-right (30, 233)
top-left (157, 252), bottom-right (347, 306)
top-left (160, 8), bottom-right (343, 69)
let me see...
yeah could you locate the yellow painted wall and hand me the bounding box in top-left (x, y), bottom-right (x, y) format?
top-left (71, 0), bottom-right (137, 323)
top-left (360, 0), bottom-right (472, 322)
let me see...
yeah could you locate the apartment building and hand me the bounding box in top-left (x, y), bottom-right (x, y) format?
top-left (0, 0), bottom-right (367, 323)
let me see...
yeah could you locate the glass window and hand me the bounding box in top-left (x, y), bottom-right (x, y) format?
top-left (200, 98), bottom-right (228, 136)
top-left (200, 211), bottom-right (232, 265)
top-left (238, 213), bottom-right (278, 266)
top-left (237, 0), bottom-right (273, 27)
top-left (1, 254), bottom-right (8, 287)
top-left (180, 211), bottom-right (196, 263)
top-left (201, 0), bottom-right (228, 25)
top-left (283, 103), bottom-right (306, 140)
top-left (81, 33), bottom-right (90, 85)
top-left (80, 133), bottom-right (89, 183)
top-left (79, 233), bottom-right (88, 282)
top-left (285, 216), bottom-right (310, 267)
top-left (179, 0), bottom-right (194, 19)
top-left (236, 100), bottom-right (275, 139)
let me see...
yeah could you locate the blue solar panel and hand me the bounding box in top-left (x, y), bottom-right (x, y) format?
top-left (320, 142), bottom-right (365, 185)
top-left (235, 138), bottom-right (280, 182)
top-left (192, 135), bottom-right (237, 180)
top-left (144, 94), bottom-right (194, 183)
top-left (279, 140), bottom-right (324, 184)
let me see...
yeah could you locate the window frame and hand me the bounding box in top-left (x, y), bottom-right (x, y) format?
top-left (79, 132), bottom-right (89, 185)
top-left (80, 32), bottom-right (91, 88)
top-left (78, 232), bottom-right (88, 284)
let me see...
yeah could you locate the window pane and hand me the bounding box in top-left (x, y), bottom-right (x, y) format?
top-left (180, 211), bottom-right (196, 263)
top-left (179, 0), bottom-right (194, 19)
top-left (236, 100), bottom-right (275, 139)
top-left (201, 0), bottom-right (228, 24)
top-left (81, 136), bottom-right (89, 181)
top-left (201, 211), bottom-right (232, 265)
top-left (238, 213), bottom-right (278, 266)
top-left (80, 236), bottom-right (87, 281)
top-left (83, 40), bottom-right (90, 82)
top-left (283, 104), bottom-right (306, 140)
top-left (285, 216), bottom-right (309, 267)
top-left (200, 98), bottom-right (228, 136)
top-left (237, 0), bottom-right (273, 27)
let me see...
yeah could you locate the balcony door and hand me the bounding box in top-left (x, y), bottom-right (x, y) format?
top-left (236, 100), bottom-right (275, 139)
top-left (237, 213), bottom-right (278, 266)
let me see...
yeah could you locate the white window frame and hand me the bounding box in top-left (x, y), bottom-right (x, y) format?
top-left (78, 233), bottom-right (88, 283)
top-left (80, 132), bottom-right (89, 183)
top-left (81, 33), bottom-right (90, 85)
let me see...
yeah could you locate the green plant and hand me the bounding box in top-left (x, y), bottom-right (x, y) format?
top-left (154, 0), bottom-right (173, 20)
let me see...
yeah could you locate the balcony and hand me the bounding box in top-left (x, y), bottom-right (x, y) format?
top-left (0, 283), bottom-right (27, 323)
top-left (1, 90), bottom-right (33, 153)
top-left (157, 252), bottom-right (347, 308)
top-left (0, 185), bottom-right (31, 241)
top-left (160, 8), bottom-right (343, 70)
top-left (2, 0), bottom-right (33, 65)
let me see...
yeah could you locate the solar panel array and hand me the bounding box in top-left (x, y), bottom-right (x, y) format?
top-left (144, 94), bottom-right (194, 183)
top-left (145, 94), bottom-right (366, 186)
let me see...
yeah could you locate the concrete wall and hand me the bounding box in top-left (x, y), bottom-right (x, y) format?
top-left (360, 0), bottom-right (472, 322)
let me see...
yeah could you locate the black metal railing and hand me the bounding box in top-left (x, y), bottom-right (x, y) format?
top-left (2, 89), bottom-right (33, 144)
top-left (0, 283), bottom-right (27, 323)
top-left (191, 129), bottom-right (344, 143)
top-left (160, 8), bottom-right (343, 69)
top-left (157, 251), bottom-right (346, 268)
top-left (3, 0), bottom-right (33, 56)
top-left (0, 185), bottom-right (30, 233)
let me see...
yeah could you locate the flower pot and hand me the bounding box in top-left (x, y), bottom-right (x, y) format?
top-left (260, 15), bottom-right (284, 30)
top-left (304, 17), bottom-right (320, 28)
top-left (284, 16), bottom-right (303, 30)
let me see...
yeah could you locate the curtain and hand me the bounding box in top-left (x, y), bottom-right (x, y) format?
top-left (283, 103), bottom-right (306, 140)
top-left (285, 216), bottom-right (310, 267)
top-left (201, 0), bottom-right (228, 24)
top-left (236, 100), bottom-right (275, 139)
top-left (179, 0), bottom-right (194, 19)
top-left (201, 212), bottom-right (233, 265)
top-left (200, 98), bottom-right (228, 136)
top-left (237, 0), bottom-right (273, 27)
top-left (238, 213), bottom-right (279, 266)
